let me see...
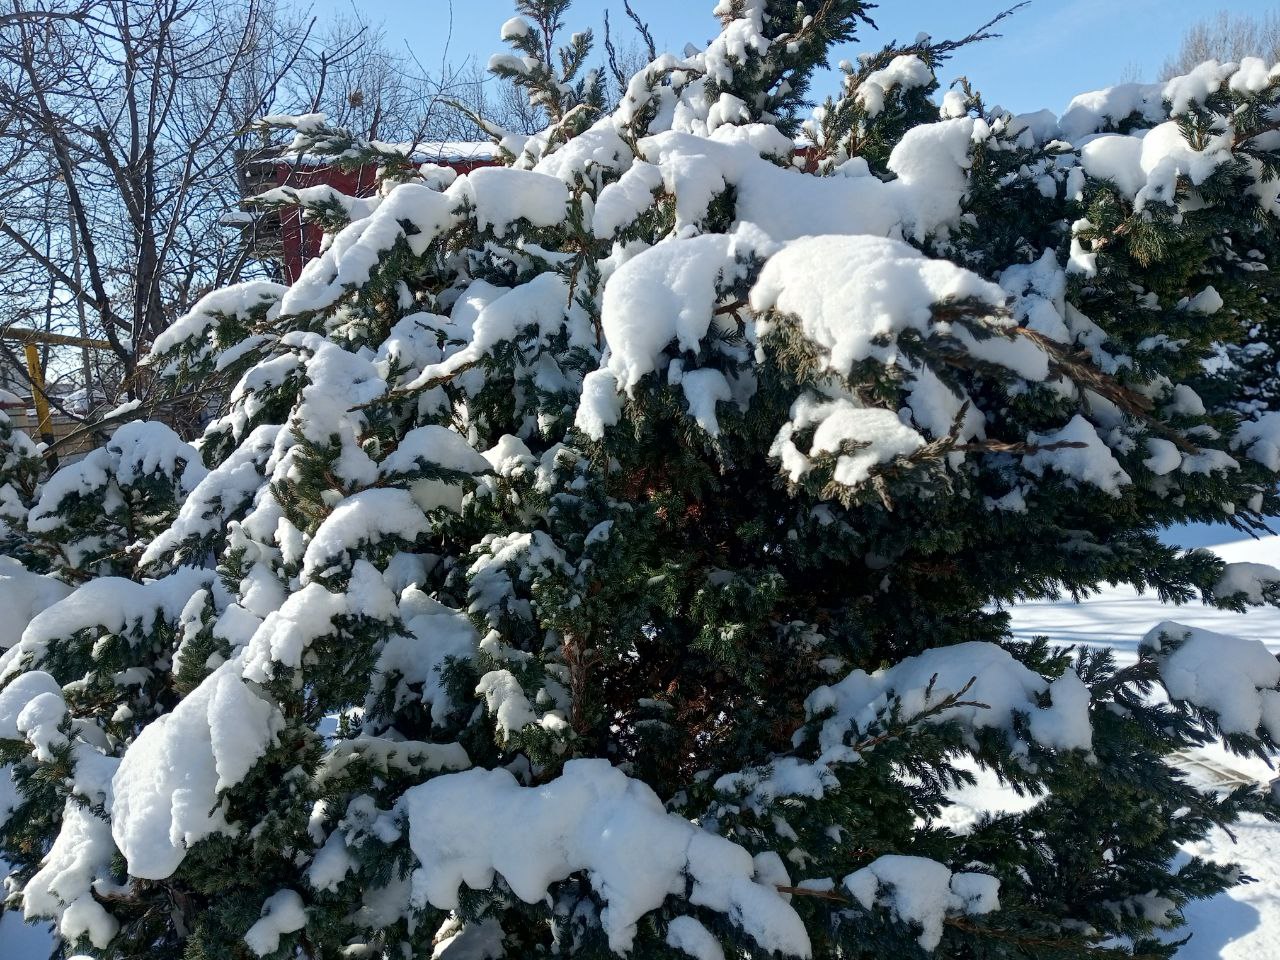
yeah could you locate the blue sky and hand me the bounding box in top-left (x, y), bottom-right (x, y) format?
top-left (312, 1), bottom-right (1272, 116)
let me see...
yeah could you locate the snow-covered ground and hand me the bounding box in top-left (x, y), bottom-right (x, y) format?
top-left (1008, 532), bottom-right (1280, 665)
top-left (1179, 804), bottom-right (1280, 960)
top-left (1, 530), bottom-right (1276, 956)
top-left (1006, 528), bottom-right (1280, 959)
top-left (943, 744), bottom-right (1279, 960)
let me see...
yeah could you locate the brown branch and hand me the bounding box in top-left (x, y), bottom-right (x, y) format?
top-left (1013, 326), bottom-right (1200, 454)
top-left (713, 298), bottom-right (748, 317)
top-left (953, 438), bottom-right (1088, 455)
top-left (1234, 117), bottom-right (1280, 149)
top-left (777, 885), bottom-right (849, 902)
top-left (0, 222), bottom-right (125, 334)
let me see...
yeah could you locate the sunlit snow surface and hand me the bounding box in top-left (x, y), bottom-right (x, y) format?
top-left (2, 531), bottom-right (1277, 955)
top-left (942, 748), bottom-right (1280, 960)
top-left (1005, 529), bottom-right (1280, 959)
top-left (1007, 533), bottom-right (1280, 667)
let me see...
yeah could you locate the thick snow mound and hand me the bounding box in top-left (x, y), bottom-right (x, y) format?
top-left (0, 568), bottom-right (213, 684)
top-left (1023, 415), bottom-right (1131, 496)
top-left (750, 234), bottom-right (1009, 377)
top-left (243, 889), bottom-right (307, 956)
top-left (1142, 621), bottom-right (1280, 739)
top-left (844, 855), bottom-right (999, 951)
top-left (600, 233), bottom-right (753, 391)
top-left (281, 184), bottom-right (459, 316)
top-left (770, 394), bottom-right (924, 488)
top-left (403, 759), bottom-right (812, 956)
top-left (0, 671), bottom-right (61, 741)
top-left (111, 662), bottom-right (281, 879)
top-left (0, 559), bottom-right (72, 650)
top-left (808, 640), bottom-right (1092, 755)
top-left (148, 280), bottom-right (285, 361)
top-left (23, 801), bottom-right (118, 947)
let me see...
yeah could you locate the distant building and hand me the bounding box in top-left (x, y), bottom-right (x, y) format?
top-left (239, 143), bottom-right (500, 282)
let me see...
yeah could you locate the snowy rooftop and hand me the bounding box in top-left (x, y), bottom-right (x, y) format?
top-left (247, 140), bottom-right (500, 170)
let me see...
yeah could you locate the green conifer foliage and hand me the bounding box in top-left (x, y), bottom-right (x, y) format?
top-left (0, 411), bottom-right (44, 567)
top-left (2, 5), bottom-right (1280, 960)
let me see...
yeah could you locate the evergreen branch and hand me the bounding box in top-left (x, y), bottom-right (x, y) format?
top-left (1234, 116), bottom-right (1280, 149)
top-left (952, 438), bottom-right (1089, 455)
top-left (777, 884), bottom-right (848, 901)
top-left (1013, 326), bottom-right (1202, 453)
top-left (623, 0), bottom-right (656, 61)
top-left (928, 4), bottom-right (1030, 59)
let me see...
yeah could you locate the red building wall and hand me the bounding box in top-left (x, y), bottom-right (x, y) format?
top-left (263, 146), bottom-right (820, 282)
top-left (265, 154), bottom-right (499, 283)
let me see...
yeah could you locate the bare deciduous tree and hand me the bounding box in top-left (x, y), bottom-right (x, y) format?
top-left (448, 59), bottom-right (546, 137)
top-left (1162, 9), bottom-right (1280, 79)
top-left (0, 0), bottom-right (651, 421)
top-left (0, 0), bottom-right (320, 408)
top-left (0, 0), bottom-right (460, 415)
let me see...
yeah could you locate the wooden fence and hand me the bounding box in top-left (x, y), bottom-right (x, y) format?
top-left (1, 403), bottom-right (102, 461)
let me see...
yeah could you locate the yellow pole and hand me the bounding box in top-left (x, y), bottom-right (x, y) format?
top-left (22, 342), bottom-right (58, 470)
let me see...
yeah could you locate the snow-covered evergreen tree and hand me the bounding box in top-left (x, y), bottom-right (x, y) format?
top-left (3, 3), bottom-right (1280, 958)
top-left (0, 410), bottom-right (43, 565)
